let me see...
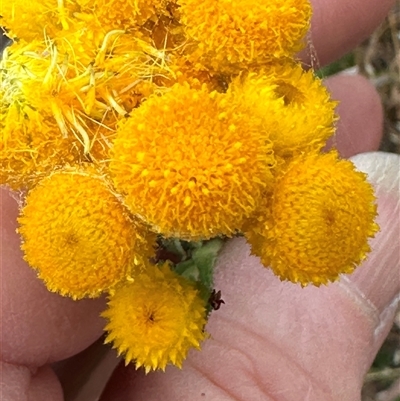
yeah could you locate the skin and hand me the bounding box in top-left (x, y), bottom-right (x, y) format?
top-left (0, 0), bottom-right (398, 399)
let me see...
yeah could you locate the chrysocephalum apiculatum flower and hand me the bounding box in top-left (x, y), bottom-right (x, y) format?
top-left (228, 62), bottom-right (338, 158)
top-left (102, 261), bottom-right (207, 372)
top-left (0, 34), bottom-right (166, 189)
top-left (244, 151), bottom-right (379, 286)
top-left (177, 0), bottom-right (312, 72)
top-left (1, 34), bottom-right (162, 121)
top-left (0, 101), bottom-right (80, 190)
top-left (110, 82), bottom-right (276, 240)
top-left (18, 167), bottom-right (156, 299)
top-left (0, 0), bottom-right (171, 43)
top-left (0, 40), bottom-right (100, 189)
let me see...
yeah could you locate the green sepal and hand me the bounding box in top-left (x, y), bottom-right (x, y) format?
top-left (174, 238), bottom-right (224, 316)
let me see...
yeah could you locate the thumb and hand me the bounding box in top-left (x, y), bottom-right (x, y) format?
top-left (100, 151), bottom-right (400, 401)
top-left (343, 152), bottom-right (400, 318)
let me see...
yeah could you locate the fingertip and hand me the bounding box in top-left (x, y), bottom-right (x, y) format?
top-left (304, 0), bottom-right (395, 66)
top-left (0, 362), bottom-right (63, 401)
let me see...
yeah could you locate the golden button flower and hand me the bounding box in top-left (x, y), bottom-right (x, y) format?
top-left (244, 151), bottom-right (379, 286)
top-left (110, 83), bottom-right (275, 240)
top-left (178, 0), bottom-right (312, 71)
top-left (18, 169), bottom-right (145, 299)
top-left (103, 262), bottom-right (207, 372)
top-left (229, 62), bottom-right (338, 158)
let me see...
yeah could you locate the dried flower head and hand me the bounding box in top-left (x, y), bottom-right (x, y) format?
top-left (3, 34), bottom-right (162, 117)
top-left (0, 35), bottom-right (166, 189)
top-left (177, 0), bottom-right (312, 71)
top-left (17, 169), bottom-right (150, 299)
top-left (244, 151), bottom-right (379, 286)
top-left (0, 41), bottom-right (95, 188)
top-left (0, 102), bottom-right (80, 189)
top-left (103, 262), bottom-right (207, 372)
top-left (110, 83), bottom-right (275, 240)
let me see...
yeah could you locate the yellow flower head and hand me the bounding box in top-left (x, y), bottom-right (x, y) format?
top-left (0, 36), bottom-right (164, 189)
top-left (244, 151), bottom-right (379, 286)
top-left (18, 168), bottom-right (153, 299)
top-left (110, 83), bottom-right (275, 240)
top-left (0, 0), bottom-right (77, 41)
top-left (0, 42), bottom-right (93, 188)
top-left (229, 62), bottom-right (338, 158)
top-left (177, 0), bottom-right (312, 71)
top-left (102, 262), bottom-right (207, 372)
top-left (3, 34), bottom-right (162, 118)
top-left (0, 102), bottom-right (79, 190)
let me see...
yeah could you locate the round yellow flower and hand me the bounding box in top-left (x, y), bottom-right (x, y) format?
top-left (110, 83), bottom-right (275, 240)
top-left (18, 169), bottom-right (152, 299)
top-left (177, 0), bottom-right (312, 71)
top-left (102, 262), bottom-right (207, 372)
top-left (229, 62), bottom-right (338, 158)
top-left (244, 151), bottom-right (379, 286)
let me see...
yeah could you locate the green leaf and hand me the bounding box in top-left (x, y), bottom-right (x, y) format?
top-left (315, 52), bottom-right (355, 78)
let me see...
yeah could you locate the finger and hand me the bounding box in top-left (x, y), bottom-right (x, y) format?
top-left (0, 363), bottom-right (63, 401)
top-left (345, 152), bottom-right (400, 317)
top-left (302, 0), bottom-right (395, 66)
top-left (100, 151), bottom-right (399, 401)
top-left (0, 189), bottom-right (106, 367)
top-left (325, 73), bottom-right (383, 157)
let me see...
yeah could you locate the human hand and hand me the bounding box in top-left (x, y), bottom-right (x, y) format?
top-left (1, 0), bottom-right (399, 400)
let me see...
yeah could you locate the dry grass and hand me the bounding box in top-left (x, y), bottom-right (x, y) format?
top-left (356, 2), bottom-right (400, 400)
top-left (357, 1), bottom-right (400, 155)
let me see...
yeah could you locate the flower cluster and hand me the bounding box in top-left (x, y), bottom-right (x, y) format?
top-left (2, 0), bottom-right (378, 371)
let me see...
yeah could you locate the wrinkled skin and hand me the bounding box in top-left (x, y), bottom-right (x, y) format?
top-left (1, 0), bottom-right (399, 400)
